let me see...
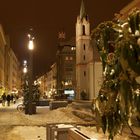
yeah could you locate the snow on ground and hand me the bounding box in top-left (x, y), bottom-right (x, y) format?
top-left (25, 105), bottom-right (84, 125)
top-left (0, 99), bottom-right (139, 140)
top-left (0, 100), bottom-right (85, 140)
top-left (0, 102), bottom-right (84, 126)
top-left (79, 126), bottom-right (134, 140)
top-left (0, 125), bottom-right (46, 140)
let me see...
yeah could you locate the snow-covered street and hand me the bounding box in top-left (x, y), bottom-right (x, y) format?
top-left (0, 99), bottom-right (140, 140)
top-left (0, 125), bottom-right (46, 140)
top-left (0, 99), bottom-right (84, 140)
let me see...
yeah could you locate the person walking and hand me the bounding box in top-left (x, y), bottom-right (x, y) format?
top-left (1, 93), bottom-right (6, 106)
top-left (6, 94), bottom-right (11, 106)
top-left (13, 94), bottom-right (16, 104)
top-left (10, 94), bottom-right (14, 103)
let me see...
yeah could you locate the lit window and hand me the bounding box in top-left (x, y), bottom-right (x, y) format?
top-left (65, 57), bottom-right (69, 60)
top-left (71, 47), bottom-right (76, 50)
top-left (70, 57), bottom-right (73, 60)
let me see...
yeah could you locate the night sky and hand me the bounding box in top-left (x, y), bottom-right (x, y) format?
top-left (0, 0), bottom-right (132, 78)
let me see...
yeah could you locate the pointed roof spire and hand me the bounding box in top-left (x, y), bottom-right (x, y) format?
top-left (80, 0), bottom-right (86, 20)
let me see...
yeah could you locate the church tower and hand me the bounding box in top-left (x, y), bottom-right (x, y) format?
top-left (76, 0), bottom-right (94, 99)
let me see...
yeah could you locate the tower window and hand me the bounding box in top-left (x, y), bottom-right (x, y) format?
top-left (83, 25), bottom-right (85, 35)
top-left (83, 44), bottom-right (85, 50)
top-left (83, 55), bottom-right (85, 60)
top-left (84, 71), bottom-right (86, 76)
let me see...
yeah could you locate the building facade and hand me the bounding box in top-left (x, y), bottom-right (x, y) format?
top-left (76, 0), bottom-right (102, 100)
top-left (45, 63), bottom-right (57, 98)
top-left (36, 75), bottom-right (45, 97)
top-left (56, 38), bottom-right (76, 97)
top-left (0, 24), bottom-right (6, 95)
top-left (4, 36), bottom-right (11, 92)
top-left (115, 0), bottom-right (140, 20)
top-left (8, 47), bottom-right (21, 94)
top-left (0, 25), bottom-right (21, 96)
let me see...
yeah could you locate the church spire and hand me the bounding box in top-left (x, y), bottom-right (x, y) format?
top-left (80, 0), bottom-right (86, 20)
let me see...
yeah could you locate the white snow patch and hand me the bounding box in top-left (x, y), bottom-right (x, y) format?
top-left (7, 126), bottom-right (46, 140)
top-left (0, 100), bottom-right (139, 140)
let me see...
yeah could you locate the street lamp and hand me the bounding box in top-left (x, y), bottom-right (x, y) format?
top-left (23, 67), bottom-right (28, 74)
top-left (23, 60), bottom-right (28, 78)
top-left (28, 34), bottom-right (34, 50)
top-left (26, 33), bottom-right (36, 115)
top-left (23, 60), bottom-right (27, 72)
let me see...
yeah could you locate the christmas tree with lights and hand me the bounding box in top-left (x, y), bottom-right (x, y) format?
top-left (92, 9), bottom-right (140, 139)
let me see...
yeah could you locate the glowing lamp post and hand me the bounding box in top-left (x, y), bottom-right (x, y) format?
top-left (28, 34), bottom-right (34, 50)
top-left (26, 33), bottom-right (36, 115)
top-left (23, 60), bottom-right (28, 74)
top-left (23, 67), bottom-right (27, 74)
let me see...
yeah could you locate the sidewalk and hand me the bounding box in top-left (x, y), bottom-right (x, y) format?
top-left (0, 98), bottom-right (47, 140)
top-left (0, 98), bottom-right (83, 140)
top-left (0, 97), bottom-right (23, 108)
top-left (0, 99), bottom-right (139, 140)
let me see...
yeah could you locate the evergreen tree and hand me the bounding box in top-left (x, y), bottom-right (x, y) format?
top-left (92, 9), bottom-right (140, 139)
top-left (32, 83), bottom-right (40, 101)
top-left (22, 75), bottom-right (40, 104)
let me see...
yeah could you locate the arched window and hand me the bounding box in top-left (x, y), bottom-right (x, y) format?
top-left (83, 25), bottom-right (85, 35)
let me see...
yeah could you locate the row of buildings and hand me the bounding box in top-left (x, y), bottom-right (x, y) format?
top-left (0, 25), bottom-right (21, 97)
top-left (37, 0), bottom-right (140, 100)
top-left (37, 0), bottom-right (103, 100)
top-left (37, 38), bottom-right (76, 99)
top-left (1, 0), bottom-right (139, 100)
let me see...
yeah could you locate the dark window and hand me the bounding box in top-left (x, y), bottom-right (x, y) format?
top-left (83, 44), bottom-right (85, 50)
top-left (65, 67), bottom-right (73, 71)
top-left (83, 25), bottom-right (85, 35)
top-left (84, 71), bottom-right (86, 76)
top-left (83, 55), bottom-right (85, 60)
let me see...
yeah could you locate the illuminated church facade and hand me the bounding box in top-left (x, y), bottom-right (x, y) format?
top-left (76, 0), bottom-right (103, 100)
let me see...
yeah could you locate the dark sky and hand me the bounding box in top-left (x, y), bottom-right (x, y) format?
top-left (0, 0), bottom-right (132, 78)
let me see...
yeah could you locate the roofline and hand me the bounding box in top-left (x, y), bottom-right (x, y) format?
top-left (0, 24), bottom-right (6, 45)
top-left (120, 0), bottom-right (140, 14)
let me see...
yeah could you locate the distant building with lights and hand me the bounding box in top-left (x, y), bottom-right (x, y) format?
top-left (5, 37), bottom-right (21, 94)
top-left (44, 63), bottom-right (57, 98)
top-left (0, 24), bottom-right (21, 96)
top-left (56, 38), bottom-right (76, 98)
top-left (36, 75), bottom-right (45, 97)
top-left (76, 0), bottom-right (103, 100)
top-left (0, 24), bottom-right (6, 95)
top-left (39, 39), bottom-right (76, 99)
